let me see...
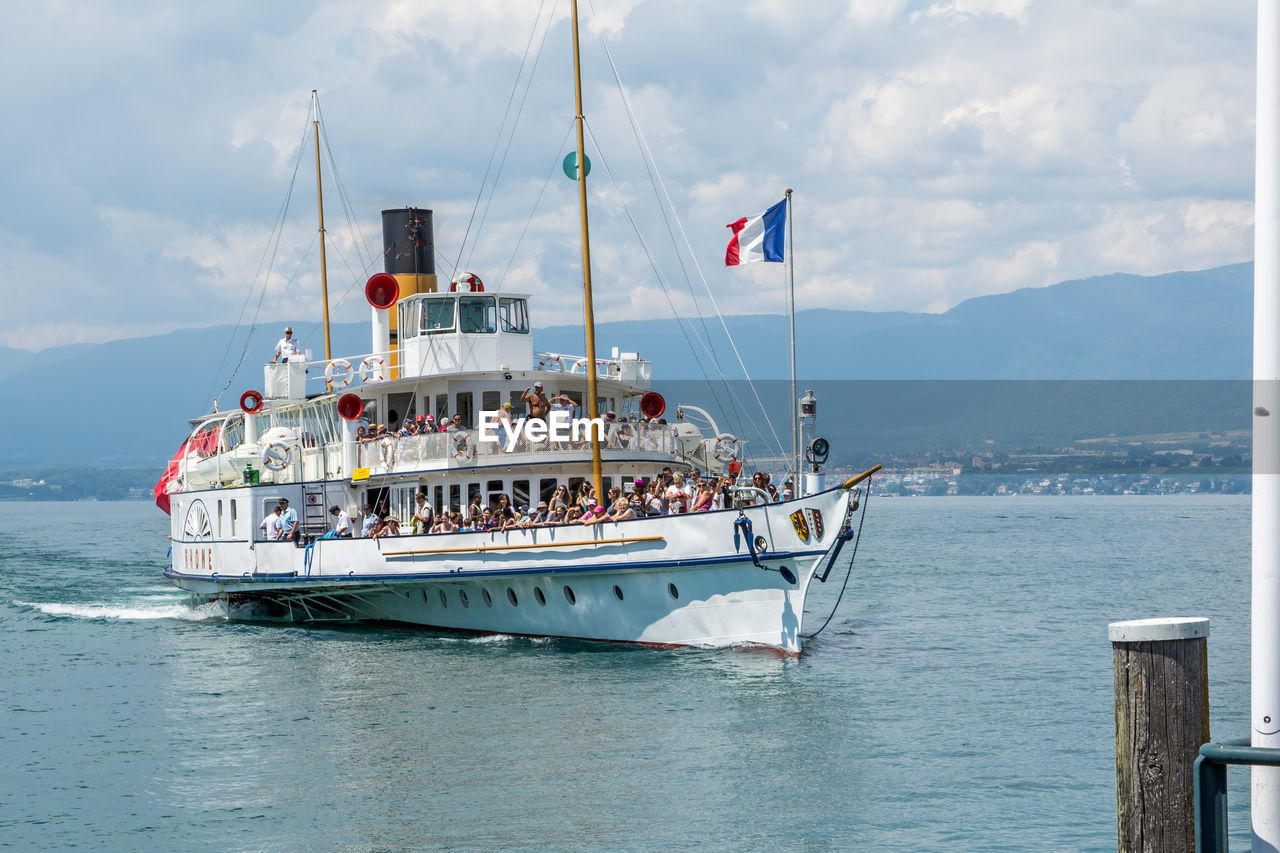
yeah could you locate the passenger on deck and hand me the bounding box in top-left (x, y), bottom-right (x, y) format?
top-left (412, 493), bottom-right (435, 535)
top-left (494, 493), bottom-right (516, 526)
top-left (548, 485), bottom-right (571, 515)
top-left (664, 484), bottom-right (686, 515)
top-left (690, 484), bottom-right (714, 512)
top-left (431, 513), bottom-right (455, 534)
top-left (259, 505), bottom-right (283, 541)
top-left (480, 508), bottom-right (497, 531)
top-left (522, 382), bottom-right (550, 420)
top-left (522, 501), bottom-right (550, 527)
top-left (548, 505), bottom-right (569, 525)
top-left (645, 481), bottom-right (663, 516)
top-left (448, 413), bottom-right (467, 431)
top-left (361, 504), bottom-right (378, 538)
top-left (611, 498), bottom-right (634, 521)
top-left (272, 327), bottom-right (302, 363)
top-left (565, 506), bottom-right (584, 523)
top-left (330, 505), bottom-right (354, 537)
top-left (496, 403), bottom-right (516, 447)
top-left (356, 426), bottom-right (370, 443)
top-left (581, 505), bottom-right (608, 526)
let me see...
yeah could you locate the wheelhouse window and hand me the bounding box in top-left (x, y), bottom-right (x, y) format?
top-left (499, 298), bottom-right (529, 334)
top-left (420, 297), bottom-right (456, 334)
top-left (401, 299), bottom-right (422, 340)
top-left (459, 296), bottom-right (496, 333)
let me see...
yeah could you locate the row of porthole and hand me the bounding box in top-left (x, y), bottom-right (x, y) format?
top-left (418, 581), bottom-right (682, 610)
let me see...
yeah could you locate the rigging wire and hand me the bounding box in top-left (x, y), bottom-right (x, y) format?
top-left (585, 5), bottom-right (788, 461)
top-left (207, 105), bottom-right (316, 409)
top-left (464, 0), bottom-right (560, 273)
top-left (581, 123), bottom-right (738, 427)
top-left (453, 0), bottom-right (553, 275)
top-left (801, 484), bottom-right (872, 641)
top-left (497, 120), bottom-right (576, 290)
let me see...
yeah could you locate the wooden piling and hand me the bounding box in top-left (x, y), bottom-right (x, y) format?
top-left (1110, 617), bottom-right (1210, 853)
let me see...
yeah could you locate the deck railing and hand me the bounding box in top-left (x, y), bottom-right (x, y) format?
top-left (1194, 737), bottom-right (1280, 851)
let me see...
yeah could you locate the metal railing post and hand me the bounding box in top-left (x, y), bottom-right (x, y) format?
top-left (1194, 752), bottom-right (1229, 853)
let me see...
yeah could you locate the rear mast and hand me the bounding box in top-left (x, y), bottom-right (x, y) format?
top-left (570, 0), bottom-right (604, 500)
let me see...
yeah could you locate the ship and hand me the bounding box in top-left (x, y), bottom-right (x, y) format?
top-left (157, 4), bottom-right (877, 653)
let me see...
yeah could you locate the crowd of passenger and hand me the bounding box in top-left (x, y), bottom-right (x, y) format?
top-left (343, 466), bottom-right (794, 540)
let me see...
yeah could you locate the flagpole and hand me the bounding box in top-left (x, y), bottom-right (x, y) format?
top-left (785, 188), bottom-right (798, 494)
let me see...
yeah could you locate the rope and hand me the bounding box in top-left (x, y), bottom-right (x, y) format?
top-left (454, 0), bottom-right (553, 274)
top-left (801, 481), bottom-right (872, 641)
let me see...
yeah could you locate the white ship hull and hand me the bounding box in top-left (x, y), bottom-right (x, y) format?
top-left (166, 484), bottom-right (856, 653)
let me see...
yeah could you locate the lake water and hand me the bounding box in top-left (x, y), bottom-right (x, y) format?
top-left (0, 496), bottom-right (1255, 851)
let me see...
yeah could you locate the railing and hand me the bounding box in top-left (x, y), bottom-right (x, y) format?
top-left (1194, 737), bottom-right (1280, 851)
top-left (356, 421), bottom-right (680, 472)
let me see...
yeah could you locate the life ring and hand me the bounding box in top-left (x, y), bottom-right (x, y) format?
top-left (261, 440), bottom-right (293, 471)
top-left (569, 358), bottom-right (586, 374)
top-left (713, 433), bottom-right (739, 462)
top-left (378, 436), bottom-right (395, 468)
top-left (325, 359), bottom-right (354, 388)
top-left (450, 271), bottom-right (485, 292)
top-left (538, 354), bottom-right (565, 372)
top-left (239, 390), bottom-right (264, 414)
top-left (452, 432), bottom-right (474, 461)
top-left (359, 356), bottom-right (387, 383)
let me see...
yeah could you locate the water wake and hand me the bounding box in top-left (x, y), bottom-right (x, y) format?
top-left (16, 599), bottom-right (227, 622)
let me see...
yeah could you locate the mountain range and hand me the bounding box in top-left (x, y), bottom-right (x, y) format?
top-left (0, 262), bottom-right (1252, 467)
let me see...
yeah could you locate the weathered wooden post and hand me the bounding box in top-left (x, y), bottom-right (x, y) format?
top-left (1110, 617), bottom-right (1210, 853)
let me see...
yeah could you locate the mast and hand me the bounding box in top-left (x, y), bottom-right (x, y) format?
top-left (570, 0), bottom-right (604, 500)
top-left (313, 90), bottom-right (333, 370)
top-left (786, 188), bottom-right (797, 490)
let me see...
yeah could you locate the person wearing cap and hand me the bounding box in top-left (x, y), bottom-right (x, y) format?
top-left (272, 327), bottom-right (302, 363)
top-left (521, 382), bottom-right (550, 420)
top-left (522, 499), bottom-right (550, 527)
top-left (581, 504), bottom-right (609, 526)
top-left (278, 499), bottom-right (299, 543)
top-left (330, 505), bottom-right (353, 537)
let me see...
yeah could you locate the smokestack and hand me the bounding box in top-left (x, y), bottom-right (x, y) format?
top-left (379, 208), bottom-right (438, 379)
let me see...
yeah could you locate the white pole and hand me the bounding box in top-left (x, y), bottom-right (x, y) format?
top-left (1255, 1), bottom-right (1280, 848)
top-left (785, 188), bottom-right (798, 490)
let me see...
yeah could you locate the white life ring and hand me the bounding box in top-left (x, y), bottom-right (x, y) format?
top-left (378, 436), bottom-right (395, 467)
top-left (713, 433), bottom-right (739, 462)
top-left (325, 358), bottom-right (354, 387)
top-left (452, 431), bottom-right (474, 461)
top-left (569, 358), bottom-right (587, 374)
top-left (261, 440), bottom-right (293, 471)
top-left (359, 356), bottom-right (387, 383)
top-left (538, 353), bottom-right (565, 372)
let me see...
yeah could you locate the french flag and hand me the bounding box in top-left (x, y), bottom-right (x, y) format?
top-left (725, 198), bottom-right (786, 266)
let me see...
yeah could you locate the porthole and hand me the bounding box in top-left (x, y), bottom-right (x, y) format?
top-left (483, 588), bottom-right (493, 607)
top-left (563, 585), bottom-right (576, 605)
top-left (534, 587), bottom-right (546, 606)
top-left (507, 588), bottom-right (518, 607)
top-left (613, 584), bottom-right (624, 601)
top-left (438, 589), bottom-right (448, 608)
top-left (459, 589), bottom-right (470, 608)
top-left (668, 583), bottom-right (679, 600)
top-left (779, 566), bottom-right (797, 585)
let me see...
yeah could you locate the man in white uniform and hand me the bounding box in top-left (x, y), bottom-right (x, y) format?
top-left (278, 499), bottom-right (299, 543)
top-left (273, 327), bottom-right (302, 363)
top-left (330, 505), bottom-right (353, 537)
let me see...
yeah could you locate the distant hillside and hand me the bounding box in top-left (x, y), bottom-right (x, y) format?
top-left (0, 262), bottom-right (1252, 466)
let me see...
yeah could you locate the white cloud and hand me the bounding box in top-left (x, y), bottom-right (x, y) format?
top-left (0, 0), bottom-right (1259, 356)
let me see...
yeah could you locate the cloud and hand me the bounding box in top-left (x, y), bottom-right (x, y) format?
top-left (0, 0), bottom-right (1258, 356)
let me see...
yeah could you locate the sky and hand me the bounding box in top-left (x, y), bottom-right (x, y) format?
top-left (0, 0), bottom-right (1257, 352)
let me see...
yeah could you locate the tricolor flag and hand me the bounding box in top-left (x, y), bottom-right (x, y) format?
top-left (725, 198), bottom-right (787, 266)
